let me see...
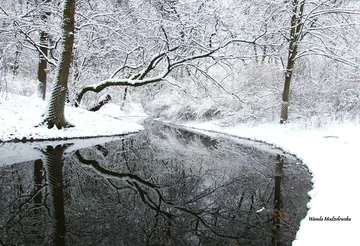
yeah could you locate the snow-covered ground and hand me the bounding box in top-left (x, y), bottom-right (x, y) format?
top-left (0, 94), bottom-right (145, 165)
top-left (174, 120), bottom-right (360, 246)
top-left (1, 93), bottom-right (359, 245)
top-left (0, 93), bottom-right (144, 142)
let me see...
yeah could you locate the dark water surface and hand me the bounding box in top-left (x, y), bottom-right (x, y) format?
top-left (0, 122), bottom-right (311, 246)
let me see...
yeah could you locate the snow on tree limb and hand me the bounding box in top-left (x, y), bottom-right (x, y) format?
top-left (0, 6), bottom-right (57, 67)
top-left (74, 37), bottom-right (258, 107)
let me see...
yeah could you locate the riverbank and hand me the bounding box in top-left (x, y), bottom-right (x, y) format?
top-left (175, 120), bottom-right (359, 246)
top-left (0, 93), bottom-right (144, 143)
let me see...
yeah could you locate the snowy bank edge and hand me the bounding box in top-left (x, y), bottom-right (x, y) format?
top-left (158, 120), bottom-right (308, 162)
top-left (0, 132), bottom-right (141, 166)
top-left (0, 130), bottom-right (142, 144)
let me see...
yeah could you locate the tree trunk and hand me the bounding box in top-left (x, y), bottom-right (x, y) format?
top-left (36, 30), bottom-right (49, 100)
top-left (12, 48), bottom-right (20, 77)
top-left (36, 0), bottom-right (51, 100)
top-left (280, 0), bottom-right (305, 124)
top-left (43, 0), bottom-right (75, 129)
top-left (120, 87), bottom-right (128, 109)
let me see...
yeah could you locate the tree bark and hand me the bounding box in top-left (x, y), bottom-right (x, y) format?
top-left (36, 0), bottom-right (51, 100)
top-left (280, 0), bottom-right (305, 124)
top-left (43, 0), bottom-right (75, 129)
top-left (36, 30), bottom-right (48, 100)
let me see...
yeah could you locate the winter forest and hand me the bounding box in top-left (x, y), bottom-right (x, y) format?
top-left (1, 0), bottom-right (360, 128)
top-left (2, 1), bottom-right (360, 245)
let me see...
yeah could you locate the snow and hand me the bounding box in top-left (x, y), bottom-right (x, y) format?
top-left (98, 102), bottom-right (148, 118)
top-left (0, 93), bottom-right (144, 142)
top-left (173, 120), bottom-right (360, 246)
top-left (1, 93), bottom-right (359, 245)
top-left (0, 93), bottom-right (145, 165)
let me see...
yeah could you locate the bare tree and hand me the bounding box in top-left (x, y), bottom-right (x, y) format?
top-left (280, 0), bottom-right (305, 124)
top-left (279, 0), bottom-right (360, 123)
top-left (41, 0), bottom-right (75, 129)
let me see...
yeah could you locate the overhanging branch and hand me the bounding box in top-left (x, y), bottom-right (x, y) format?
top-left (74, 36), bottom-right (260, 107)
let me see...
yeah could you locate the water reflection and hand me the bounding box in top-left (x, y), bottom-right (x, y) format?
top-left (33, 159), bottom-right (44, 207)
top-left (272, 154), bottom-right (284, 245)
top-left (0, 123), bottom-right (311, 245)
top-left (44, 145), bottom-right (71, 246)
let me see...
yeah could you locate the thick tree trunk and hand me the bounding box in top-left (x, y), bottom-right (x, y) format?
top-left (43, 0), bottom-right (75, 129)
top-left (280, 0), bottom-right (305, 124)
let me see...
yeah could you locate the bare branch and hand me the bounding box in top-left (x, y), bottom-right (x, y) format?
top-left (0, 6), bottom-right (57, 67)
top-left (74, 36), bottom-right (259, 107)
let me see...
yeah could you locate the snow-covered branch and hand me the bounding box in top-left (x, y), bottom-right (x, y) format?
top-left (0, 5), bottom-right (57, 67)
top-left (74, 36), bottom-right (259, 107)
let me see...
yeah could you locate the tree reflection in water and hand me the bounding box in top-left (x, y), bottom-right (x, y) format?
top-left (0, 123), bottom-right (311, 245)
top-left (43, 145), bottom-right (70, 246)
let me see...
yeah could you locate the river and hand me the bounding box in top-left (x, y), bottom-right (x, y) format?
top-left (0, 121), bottom-right (311, 245)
